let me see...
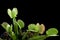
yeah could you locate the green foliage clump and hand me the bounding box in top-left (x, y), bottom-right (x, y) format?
top-left (0, 8), bottom-right (59, 40)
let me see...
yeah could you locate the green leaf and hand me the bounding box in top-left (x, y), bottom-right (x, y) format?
top-left (1, 22), bottom-right (10, 32)
top-left (17, 19), bottom-right (24, 29)
top-left (11, 32), bottom-right (17, 40)
top-left (28, 35), bottom-right (46, 40)
top-left (8, 24), bottom-right (13, 36)
top-left (7, 9), bottom-right (12, 18)
top-left (0, 38), bottom-right (3, 40)
top-left (7, 8), bottom-right (18, 18)
top-left (28, 24), bottom-right (39, 32)
top-left (46, 28), bottom-right (58, 36)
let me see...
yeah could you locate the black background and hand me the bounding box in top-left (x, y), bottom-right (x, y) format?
top-left (0, 0), bottom-right (60, 40)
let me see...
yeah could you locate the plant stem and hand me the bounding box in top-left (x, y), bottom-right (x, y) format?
top-left (22, 31), bottom-right (29, 40)
top-left (13, 18), bottom-right (18, 40)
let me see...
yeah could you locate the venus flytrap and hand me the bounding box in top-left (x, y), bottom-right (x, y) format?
top-left (46, 28), bottom-right (58, 36)
top-left (17, 19), bottom-right (24, 29)
top-left (8, 8), bottom-right (18, 40)
top-left (0, 8), bottom-right (59, 40)
top-left (1, 22), bottom-right (17, 40)
top-left (27, 23), bottom-right (46, 40)
top-left (7, 8), bottom-right (18, 18)
top-left (28, 24), bottom-right (39, 32)
top-left (7, 8), bottom-right (25, 40)
top-left (36, 23), bottom-right (45, 34)
top-left (1, 22), bottom-right (11, 32)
